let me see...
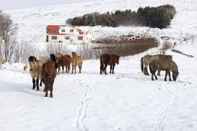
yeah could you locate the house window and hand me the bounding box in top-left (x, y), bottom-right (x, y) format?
top-left (65, 36), bottom-right (70, 40)
top-left (70, 29), bottom-right (74, 32)
top-left (46, 35), bottom-right (49, 42)
top-left (51, 36), bottom-right (57, 40)
top-left (79, 31), bottom-right (83, 35)
top-left (78, 36), bottom-right (83, 40)
top-left (61, 29), bottom-right (65, 32)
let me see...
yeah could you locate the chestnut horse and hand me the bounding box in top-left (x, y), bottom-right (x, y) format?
top-left (100, 53), bottom-right (120, 74)
top-left (41, 54), bottom-right (57, 97)
top-left (56, 53), bottom-right (72, 73)
top-left (71, 52), bottom-right (83, 74)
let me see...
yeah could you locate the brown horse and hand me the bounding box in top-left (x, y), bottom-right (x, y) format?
top-left (56, 53), bottom-right (72, 73)
top-left (141, 54), bottom-right (173, 75)
top-left (41, 54), bottom-right (57, 97)
top-left (100, 53), bottom-right (120, 75)
top-left (71, 52), bottom-right (83, 74)
top-left (149, 58), bottom-right (179, 81)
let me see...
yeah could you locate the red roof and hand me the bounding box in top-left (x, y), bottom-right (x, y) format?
top-left (47, 25), bottom-right (60, 35)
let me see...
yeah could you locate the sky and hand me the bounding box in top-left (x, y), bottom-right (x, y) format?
top-left (0, 0), bottom-right (67, 10)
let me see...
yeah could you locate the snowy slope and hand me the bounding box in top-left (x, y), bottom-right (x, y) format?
top-left (0, 0), bottom-right (197, 131)
top-left (5, 0), bottom-right (197, 46)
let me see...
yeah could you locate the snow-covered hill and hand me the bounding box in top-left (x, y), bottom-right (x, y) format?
top-left (1, 0), bottom-right (197, 131)
top-left (5, 0), bottom-right (197, 46)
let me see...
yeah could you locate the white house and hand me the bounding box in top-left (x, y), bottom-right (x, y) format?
top-left (46, 25), bottom-right (92, 44)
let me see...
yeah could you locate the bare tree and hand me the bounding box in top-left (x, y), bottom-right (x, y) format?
top-left (0, 11), bottom-right (17, 62)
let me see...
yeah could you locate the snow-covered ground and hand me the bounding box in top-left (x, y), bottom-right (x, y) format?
top-left (0, 0), bottom-right (197, 131)
top-left (0, 44), bottom-right (197, 131)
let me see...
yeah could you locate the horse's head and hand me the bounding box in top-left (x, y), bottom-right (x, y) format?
top-left (28, 56), bottom-right (37, 63)
top-left (72, 52), bottom-right (77, 57)
top-left (50, 54), bottom-right (56, 62)
top-left (172, 70), bottom-right (179, 81)
top-left (172, 61), bottom-right (179, 81)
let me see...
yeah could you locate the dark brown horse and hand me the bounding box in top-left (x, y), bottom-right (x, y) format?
top-left (100, 53), bottom-right (120, 74)
top-left (56, 53), bottom-right (72, 73)
top-left (149, 58), bottom-right (179, 81)
top-left (41, 54), bottom-right (57, 97)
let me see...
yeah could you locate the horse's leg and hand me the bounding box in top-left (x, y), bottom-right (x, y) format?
top-left (164, 70), bottom-right (168, 81)
top-left (75, 65), bottom-right (77, 74)
top-left (61, 65), bottom-right (64, 72)
top-left (157, 69), bottom-right (161, 76)
top-left (71, 65), bottom-right (73, 74)
top-left (50, 87), bottom-right (53, 98)
top-left (57, 65), bottom-right (60, 73)
top-left (67, 65), bottom-right (70, 73)
top-left (112, 64), bottom-right (115, 74)
top-left (45, 88), bottom-right (48, 97)
top-left (144, 66), bottom-right (149, 75)
top-left (154, 73), bottom-right (158, 80)
top-left (109, 65), bottom-right (112, 74)
top-left (100, 64), bottom-right (103, 74)
top-left (32, 78), bottom-right (36, 90)
top-left (151, 73), bottom-right (154, 81)
top-left (36, 78), bottom-right (39, 91)
top-left (65, 65), bottom-right (67, 73)
top-left (40, 79), bottom-right (43, 87)
top-left (50, 80), bottom-right (55, 98)
top-left (79, 64), bottom-right (82, 73)
top-left (104, 64), bottom-right (107, 75)
top-left (69, 64), bottom-right (71, 73)
top-left (168, 71), bottom-right (172, 81)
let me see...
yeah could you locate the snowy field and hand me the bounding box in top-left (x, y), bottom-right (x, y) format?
top-left (0, 0), bottom-right (197, 131)
top-left (0, 45), bottom-right (197, 131)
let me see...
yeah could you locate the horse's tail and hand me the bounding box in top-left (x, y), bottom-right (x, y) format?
top-left (140, 57), bottom-right (144, 73)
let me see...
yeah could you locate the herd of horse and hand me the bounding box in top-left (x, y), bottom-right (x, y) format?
top-left (25, 52), bottom-right (179, 97)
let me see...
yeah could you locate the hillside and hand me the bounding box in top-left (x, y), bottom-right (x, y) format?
top-left (5, 0), bottom-right (197, 47)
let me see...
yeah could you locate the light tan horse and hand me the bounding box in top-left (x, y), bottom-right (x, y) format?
top-left (27, 56), bottom-right (43, 90)
top-left (71, 52), bottom-right (83, 74)
top-left (141, 54), bottom-right (173, 75)
top-left (149, 59), bottom-right (179, 81)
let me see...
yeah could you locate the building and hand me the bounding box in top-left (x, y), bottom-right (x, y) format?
top-left (46, 25), bottom-right (92, 44)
